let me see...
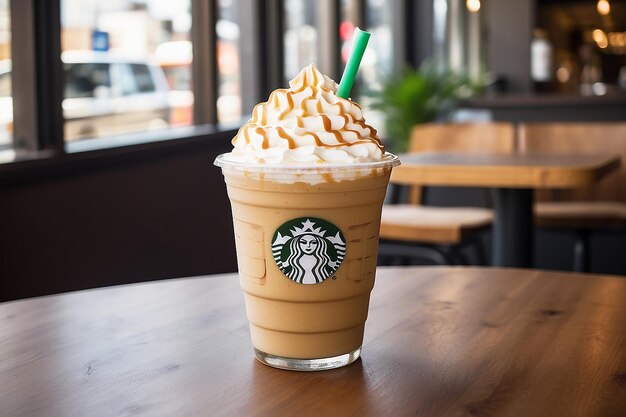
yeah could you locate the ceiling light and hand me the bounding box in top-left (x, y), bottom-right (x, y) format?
top-left (466, 0), bottom-right (481, 13)
top-left (597, 0), bottom-right (610, 16)
top-left (593, 29), bottom-right (609, 48)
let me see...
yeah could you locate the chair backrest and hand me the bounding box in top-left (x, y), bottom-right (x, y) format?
top-left (409, 122), bottom-right (516, 153)
top-left (518, 122), bottom-right (626, 203)
top-left (402, 122), bottom-right (516, 204)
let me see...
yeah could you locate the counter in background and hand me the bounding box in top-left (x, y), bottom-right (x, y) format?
top-left (462, 93), bottom-right (626, 123)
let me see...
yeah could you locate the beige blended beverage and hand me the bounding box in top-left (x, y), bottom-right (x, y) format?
top-left (215, 64), bottom-right (399, 371)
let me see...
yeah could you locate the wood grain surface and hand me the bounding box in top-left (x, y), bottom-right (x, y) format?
top-left (1, 267), bottom-right (626, 417)
top-left (391, 152), bottom-right (620, 189)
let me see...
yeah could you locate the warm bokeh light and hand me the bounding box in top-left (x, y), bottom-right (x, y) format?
top-left (608, 31), bottom-right (626, 48)
top-left (339, 21), bottom-right (355, 41)
top-left (466, 0), bottom-right (481, 13)
top-left (592, 29), bottom-right (605, 43)
top-left (556, 67), bottom-right (570, 83)
top-left (593, 29), bottom-right (609, 48)
top-left (597, 0), bottom-right (610, 16)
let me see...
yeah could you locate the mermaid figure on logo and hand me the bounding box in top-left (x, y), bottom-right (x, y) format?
top-left (272, 218), bottom-right (346, 285)
top-left (285, 234), bottom-right (334, 284)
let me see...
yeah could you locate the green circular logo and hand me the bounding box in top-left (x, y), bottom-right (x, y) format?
top-left (271, 217), bottom-right (346, 285)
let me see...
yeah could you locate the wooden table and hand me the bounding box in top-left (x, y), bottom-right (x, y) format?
top-left (2, 267), bottom-right (625, 417)
top-left (392, 152), bottom-right (621, 268)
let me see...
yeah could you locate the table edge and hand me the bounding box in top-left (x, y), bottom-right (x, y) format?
top-left (392, 154), bottom-right (621, 188)
top-left (3, 266), bottom-right (624, 309)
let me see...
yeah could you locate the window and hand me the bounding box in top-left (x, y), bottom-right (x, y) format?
top-left (0, 0), bottom-right (11, 151)
top-left (339, 0), bottom-right (395, 132)
top-left (340, 0), bottom-right (357, 70)
top-left (364, 0), bottom-right (394, 90)
top-left (64, 63), bottom-right (111, 99)
top-left (0, 64), bottom-right (9, 95)
top-left (60, 0), bottom-right (194, 142)
top-left (283, 0), bottom-right (318, 82)
top-left (117, 64), bottom-right (138, 96)
top-left (131, 64), bottom-right (157, 93)
top-left (1, 1), bottom-right (416, 162)
top-left (217, 0), bottom-right (242, 123)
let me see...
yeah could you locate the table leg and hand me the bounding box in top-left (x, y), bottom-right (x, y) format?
top-left (492, 188), bottom-right (534, 268)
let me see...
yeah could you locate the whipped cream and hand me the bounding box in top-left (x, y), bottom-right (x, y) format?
top-left (225, 64), bottom-right (385, 164)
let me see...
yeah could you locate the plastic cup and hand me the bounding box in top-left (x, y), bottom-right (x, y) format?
top-left (214, 153), bottom-right (400, 371)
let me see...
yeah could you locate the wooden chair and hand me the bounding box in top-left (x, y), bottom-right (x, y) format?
top-left (518, 122), bottom-right (626, 272)
top-left (379, 122), bottom-right (516, 265)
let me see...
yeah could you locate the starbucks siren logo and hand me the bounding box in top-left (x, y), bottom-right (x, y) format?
top-left (271, 217), bottom-right (346, 285)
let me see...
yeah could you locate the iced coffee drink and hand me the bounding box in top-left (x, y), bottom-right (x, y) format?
top-left (215, 62), bottom-right (399, 371)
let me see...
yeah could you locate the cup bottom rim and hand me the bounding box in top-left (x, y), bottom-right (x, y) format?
top-left (253, 347), bottom-right (361, 371)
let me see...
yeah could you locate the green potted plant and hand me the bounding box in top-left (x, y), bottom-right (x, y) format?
top-left (368, 61), bottom-right (481, 153)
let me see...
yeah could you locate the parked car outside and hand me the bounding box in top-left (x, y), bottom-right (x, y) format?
top-left (63, 51), bottom-right (171, 141)
top-left (0, 52), bottom-right (172, 147)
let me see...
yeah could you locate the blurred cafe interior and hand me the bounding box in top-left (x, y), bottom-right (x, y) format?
top-left (1, 0), bottom-right (626, 302)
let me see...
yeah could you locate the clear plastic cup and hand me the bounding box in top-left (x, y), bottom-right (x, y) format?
top-left (215, 153), bottom-right (400, 371)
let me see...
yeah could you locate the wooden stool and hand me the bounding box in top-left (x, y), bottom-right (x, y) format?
top-left (379, 122), bottom-right (515, 266)
top-left (519, 122), bottom-right (626, 272)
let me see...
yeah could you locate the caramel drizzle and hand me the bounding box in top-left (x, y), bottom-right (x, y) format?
top-left (276, 126), bottom-right (296, 149)
top-left (340, 114), bottom-right (367, 138)
top-left (242, 125), bottom-right (251, 144)
top-left (338, 112), bottom-right (382, 146)
top-left (336, 98), bottom-right (382, 144)
top-left (252, 105), bottom-right (257, 119)
top-left (330, 131), bottom-right (344, 143)
top-left (270, 89), bottom-right (285, 108)
top-left (237, 122), bottom-right (383, 152)
top-left (256, 127), bottom-right (269, 149)
top-left (236, 68), bottom-right (385, 153)
top-left (292, 69), bottom-right (323, 95)
top-left (303, 132), bottom-right (323, 146)
top-left (321, 173), bottom-right (336, 183)
top-left (300, 98), bottom-right (310, 113)
top-left (331, 102), bottom-right (346, 116)
top-left (232, 125), bottom-right (246, 146)
top-left (321, 115), bottom-right (332, 131)
top-left (354, 120), bottom-right (379, 137)
top-left (302, 132), bottom-right (376, 149)
top-left (251, 105), bottom-right (268, 126)
top-left (295, 114), bottom-right (384, 150)
top-left (292, 71), bottom-right (309, 94)
top-left (283, 111), bottom-right (384, 152)
top-left (278, 92), bottom-right (294, 120)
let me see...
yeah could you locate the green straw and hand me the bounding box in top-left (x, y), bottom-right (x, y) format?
top-left (336, 28), bottom-right (371, 99)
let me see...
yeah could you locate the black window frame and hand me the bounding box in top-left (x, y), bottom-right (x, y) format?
top-left (4, 0), bottom-right (430, 165)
